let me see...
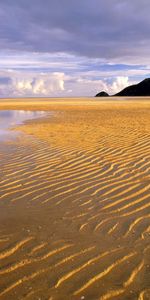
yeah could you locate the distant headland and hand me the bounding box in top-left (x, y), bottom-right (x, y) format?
top-left (95, 78), bottom-right (150, 97)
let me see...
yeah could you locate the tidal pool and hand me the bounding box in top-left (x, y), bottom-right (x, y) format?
top-left (0, 110), bottom-right (46, 141)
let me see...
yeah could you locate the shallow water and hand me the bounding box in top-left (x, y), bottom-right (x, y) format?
top-left (0, 110), bottom-right (46, 141)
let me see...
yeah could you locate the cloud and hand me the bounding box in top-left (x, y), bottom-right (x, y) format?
top-left (14, 73), bottom-right (65, 96)
top-left (65, 76), bottom-right (135, 96)
top-left (0, 0), bottom-right (150, 64)
top-left (0, 71), bottom-right (65, 97)
top-left (0, 1), bottom-right (150, 97)
top-left (0, 51), bottom-right (149, 81)
top-left (110, 77), bottom-right (130, 94)
top-left (0, 77), bottom-right (12, 85)
top-left (0, 67), bottom-right (136, 97)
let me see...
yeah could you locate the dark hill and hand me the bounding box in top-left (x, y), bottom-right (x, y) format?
top-left (95, 78), bottom-right (150, 97)
top-left (115, 78), bottom-right (150, 96)
top-left (95, 91), bottom-right (109, 97)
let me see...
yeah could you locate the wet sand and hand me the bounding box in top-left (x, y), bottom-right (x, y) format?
top-left (0, 98), bottom-right (150, 300)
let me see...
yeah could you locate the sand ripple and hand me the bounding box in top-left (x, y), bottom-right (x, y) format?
top-left (0, 100), bottom-right (150, 299)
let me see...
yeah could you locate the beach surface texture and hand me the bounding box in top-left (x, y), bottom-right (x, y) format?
top-left (0, 98), bottom-right (150, 300)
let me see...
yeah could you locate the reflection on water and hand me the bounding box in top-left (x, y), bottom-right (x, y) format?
top-left (0, 110), bottom-right (46, 141)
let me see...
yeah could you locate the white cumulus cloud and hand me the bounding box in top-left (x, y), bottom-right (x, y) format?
top-left (110, 76), bottom-right (130, 94)
top-left (0, 69), bottom-right (137, 97)
top-left (0, 71), bottom-right (65, 97)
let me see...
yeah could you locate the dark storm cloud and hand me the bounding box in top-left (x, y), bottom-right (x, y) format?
top-left (0, 0), bottom-right (150, 61)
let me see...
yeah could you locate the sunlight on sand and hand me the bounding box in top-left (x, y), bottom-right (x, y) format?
top-left (0, 98), bottom-right (150, 300)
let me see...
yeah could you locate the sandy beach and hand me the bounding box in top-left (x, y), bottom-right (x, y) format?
top-left (0, 98), bottom-right (150, 300)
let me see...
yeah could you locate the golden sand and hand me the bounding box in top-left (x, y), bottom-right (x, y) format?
top-left (0, 98), bottom-right (150, 300)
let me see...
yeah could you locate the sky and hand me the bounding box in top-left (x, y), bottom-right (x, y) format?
top-left (0, 0), bottom-right (150, 97)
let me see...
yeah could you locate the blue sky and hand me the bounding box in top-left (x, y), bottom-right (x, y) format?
top-left (0, 0), bottom-right (150, 97)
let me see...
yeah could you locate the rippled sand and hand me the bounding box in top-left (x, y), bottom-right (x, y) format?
top-left (0, 98), bottom-right (150, 300)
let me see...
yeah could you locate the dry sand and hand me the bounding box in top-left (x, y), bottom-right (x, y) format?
top-left (0, 98), bottom-right (150, 300)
